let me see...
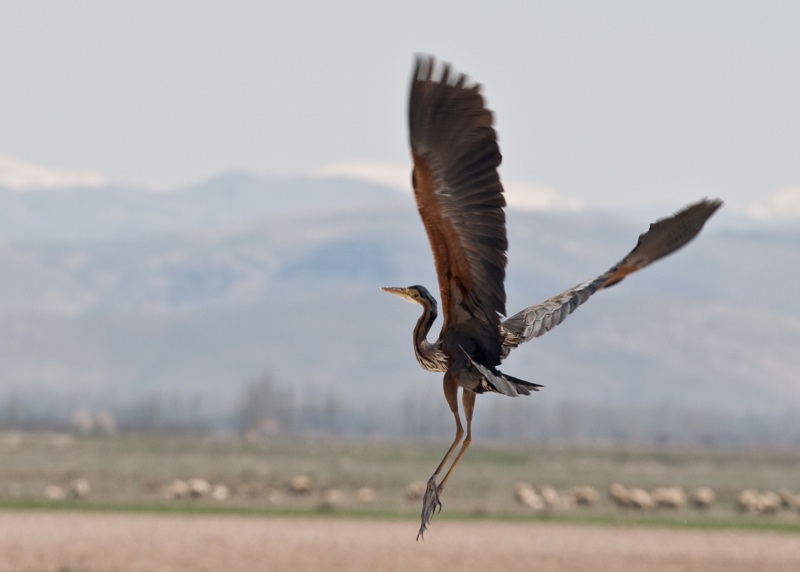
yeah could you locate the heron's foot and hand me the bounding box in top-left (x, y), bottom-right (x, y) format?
top-left (416, 476), bottom-right (443, 540)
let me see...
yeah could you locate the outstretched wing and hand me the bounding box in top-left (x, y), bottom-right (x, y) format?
top-left (408, 55), bottom-right (508, 338)
top-left (501, 198), bottom-right (722, 350)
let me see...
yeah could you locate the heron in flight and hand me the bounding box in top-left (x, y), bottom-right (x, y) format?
top-left (382, 56), bottom-right (722, 539)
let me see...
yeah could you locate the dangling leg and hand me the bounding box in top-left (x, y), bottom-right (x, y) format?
top-left (417, 373), bottom-right (462, 540)
top-left (437, 388), bottom-right (476, 494)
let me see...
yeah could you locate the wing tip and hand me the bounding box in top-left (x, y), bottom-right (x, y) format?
top-left (604, 196), bottom-right (724, 289)
top-left (413, 53), bottom-right (434, 82)
top-left (679, 197), bottom-right (724, 220)
top-left (411, 54), bottom-right (480, 92)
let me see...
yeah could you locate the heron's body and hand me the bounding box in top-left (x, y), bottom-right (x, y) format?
top-left (383, 56), bottom-right (722, 539)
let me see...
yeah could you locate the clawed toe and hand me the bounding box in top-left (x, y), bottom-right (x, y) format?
top-left (416, 478), bottom-right (443, 540)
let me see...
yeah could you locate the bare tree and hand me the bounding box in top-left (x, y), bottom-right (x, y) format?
top-left (238, 373), bottom-right (293, 437)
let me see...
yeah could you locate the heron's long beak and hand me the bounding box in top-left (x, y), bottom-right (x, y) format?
top-left (381, 286), bottom-right (415, 304)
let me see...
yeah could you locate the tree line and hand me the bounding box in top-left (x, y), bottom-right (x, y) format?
top-left (2, 373), bottom-right (800, 447)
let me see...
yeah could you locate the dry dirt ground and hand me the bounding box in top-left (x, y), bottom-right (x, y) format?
top-left (1, 512), bottom-right (798, 572)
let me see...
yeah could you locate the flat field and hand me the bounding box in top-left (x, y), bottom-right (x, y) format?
top-left (1, 512), bottom-right (799, 572)
top-left (1, 432), bottom-right (800, 571)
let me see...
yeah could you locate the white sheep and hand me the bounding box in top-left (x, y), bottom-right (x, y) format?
top-left (608, 483), bottom-right (630, 508)
top-left (356, 487), bottom-right (377, 504)
top-left (163, 479), bottom-right (190, 500)
top-left (319, 488), bottom-right (344, 510)
top-left (608, 483), bottom-right (653, 510)
top-left (689, 487), bottom-right (716, 511)
top-left (289, 474), bottom-right (313, 495)
top-left (187, 478), bottom-right (212, 498)
top-left (777, 488), bottom-right (799, 510)
top-left (736, 488), bottom-right (762, 513)
top-left (570, 485), bottom-right (599, 507)
top-left (737, 489), bottom-right (785, 515)
top-left (650, 486), bottom-right (687, 510)
top-left (759, 491), bottom-right (782, 515)
top-left (69, 478), bottom-right (91, 499)
top-left (513, 482), bottom-right (544, 510)
top-left (44, 484), bottom-right (66, 500)
top-left (627, 487), bottom-right (654, 510)
top-left (538, 484), bottom-right (560, 509)
top-left (405, 480), bottom-right (426, 502)
top-left (210, 484), bottom-right (230, 501)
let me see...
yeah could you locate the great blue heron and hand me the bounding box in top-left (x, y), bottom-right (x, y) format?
top-left (382, 56), bottom-right (722, 539)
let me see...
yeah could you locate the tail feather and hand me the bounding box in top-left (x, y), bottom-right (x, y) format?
top-left (466, 354), bottom-right (542, 397)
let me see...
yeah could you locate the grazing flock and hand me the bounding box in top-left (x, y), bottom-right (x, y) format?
top-left (508, 482), bottom-right (800, 516)
top-left (3, 432), bottom-right (797, 517)
top-left (20, 474), bottom-right (800, 518)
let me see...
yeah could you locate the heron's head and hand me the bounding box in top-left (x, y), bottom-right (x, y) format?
top-left (381, 285), bottom-right (436, 309)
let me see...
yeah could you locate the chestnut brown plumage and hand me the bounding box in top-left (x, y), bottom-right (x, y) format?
top-left (382, 55), bottom-right (722, 539)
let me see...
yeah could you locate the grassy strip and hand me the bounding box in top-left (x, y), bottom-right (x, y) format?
top-left (0, 498), bottom-right (412, 521)
top-left (2, 499), bottom-right (799, 534)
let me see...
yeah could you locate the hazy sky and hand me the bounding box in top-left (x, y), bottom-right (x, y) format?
top-left (1, 1), bottom-right (798, 216)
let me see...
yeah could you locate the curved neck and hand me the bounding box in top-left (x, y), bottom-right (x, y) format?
top-left (413, 299), bottom-right (445, 372)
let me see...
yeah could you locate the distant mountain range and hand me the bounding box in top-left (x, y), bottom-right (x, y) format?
top-left (0, 172), bottom-right (797, 426)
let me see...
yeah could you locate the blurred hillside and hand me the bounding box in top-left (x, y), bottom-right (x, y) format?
top-left (0, 173), bottom-right (797, 442)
